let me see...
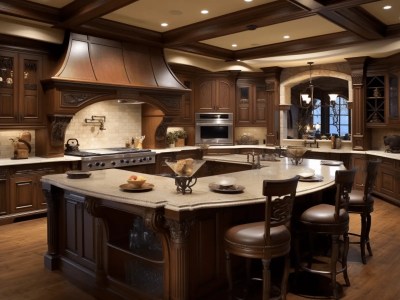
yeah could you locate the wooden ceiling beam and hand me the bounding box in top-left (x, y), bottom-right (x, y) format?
top-left (59, 0), bottom-right (138, 28)
top-left (0, 0), bottom-right (59, 24)
top-left (163, 1), bottom-right (312, 47)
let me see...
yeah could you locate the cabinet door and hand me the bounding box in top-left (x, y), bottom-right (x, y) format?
top-left (18, 53), bottom-right (43, 125)
top-left (351, 154), bottom-right (367, 190)
top-left (253, 85), bottom-right (267, 125)
top-left (0, 169), bottom-right (7, 216)
top-left (236, 85), bottom-right (252, 125)
top-left (9, 174), bottom-right (37, 213)
top-left (0, 51), bottom-right (18, 123)
top-left (388, 73), bottom-right (399, 124)
top-left (215, 78), bottom-right (234, 111)
top-left (195, 79), bottom-right (215, 111)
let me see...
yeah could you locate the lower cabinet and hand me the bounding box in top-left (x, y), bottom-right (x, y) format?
top-left (0, 168), bottom-right (8, 216)
top-left (373, 157), bottom-right (400, 206)
top-left (350, 154), bottom-right (367, 190)
top-left (1, 162), bottom-right (73, 224)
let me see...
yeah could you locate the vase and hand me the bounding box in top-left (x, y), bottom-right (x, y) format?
top-left (175, 138), bottom-right (185, 147)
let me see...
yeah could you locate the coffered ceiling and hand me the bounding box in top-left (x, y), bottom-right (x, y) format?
top-left (0, 0), bottom-right (399, 70)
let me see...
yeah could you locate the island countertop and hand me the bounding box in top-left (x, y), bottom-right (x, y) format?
top-left (41, 157), bottom-right (344, 212)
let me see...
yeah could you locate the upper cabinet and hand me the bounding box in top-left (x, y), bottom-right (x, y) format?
top-left (195, 77), bottom-right (235, 112)
top-left (236, 79), bottom-right (267, 126)
top-left (172, 72), bottom-right (195, 125)
top-left (389, 73), bottom-right (400, 124)
top-left (0, 50), bottom-right (44, 127)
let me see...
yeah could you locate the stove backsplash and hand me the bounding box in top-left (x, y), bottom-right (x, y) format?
top-left (65, 100), bottom-right (142, 150)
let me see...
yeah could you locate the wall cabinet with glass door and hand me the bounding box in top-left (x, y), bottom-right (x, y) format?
top-left (0, 50), bottom-right (44, 127)
top-left (236, 79), bottom-right (267, 126)
top-left (388, 72), bottom-right (400, 125)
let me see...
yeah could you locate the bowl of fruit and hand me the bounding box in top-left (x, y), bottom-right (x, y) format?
top-left (127, 174), bottom-right (147, 188)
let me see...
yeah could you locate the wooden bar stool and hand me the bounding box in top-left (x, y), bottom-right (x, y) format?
top-left (295, 169), bottom-right (356, 299)
top-left (348, 160), bottom-right (380, 264)
top-left (224, 176), bottom-right (300, 300)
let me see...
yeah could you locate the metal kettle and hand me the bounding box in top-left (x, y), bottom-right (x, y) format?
top-left (65, 138), bottom-right (80, 152)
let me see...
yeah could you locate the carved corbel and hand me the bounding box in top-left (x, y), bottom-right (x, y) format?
top-left (48, 114), bottom-right (73, 147)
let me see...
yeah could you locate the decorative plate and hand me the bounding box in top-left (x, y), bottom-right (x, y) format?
top-left (66, 170), bottom-right (92, 179)
top-left (299, 175), bottom-right (324, 182)
top-left (119, 183), bottom-right (154, 192)
top-left (320, 160), bottom-right (343, 166)
top-left (209, 183), bottom-right (245, 193)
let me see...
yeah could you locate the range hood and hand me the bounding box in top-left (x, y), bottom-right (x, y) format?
top-left (37, 33), bottom-right (190, 157)
top-left (49, 33), bottom-right (188, 93)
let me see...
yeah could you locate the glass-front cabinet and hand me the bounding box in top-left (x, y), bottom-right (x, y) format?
top-left (389, 73), bottom-right (400, 124)
top-left (0, 50), bottom-right (43, 126)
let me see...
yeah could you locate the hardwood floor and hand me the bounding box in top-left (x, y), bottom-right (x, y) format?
top-left (0, 199), bottom-right (399, 300)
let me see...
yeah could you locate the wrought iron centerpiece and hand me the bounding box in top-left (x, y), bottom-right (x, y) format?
top-left (165, 159), bottom-right (205, 194)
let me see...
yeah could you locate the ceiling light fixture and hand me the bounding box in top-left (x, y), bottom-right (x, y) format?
top-left (161, 22), bottom-right (168, 27)
top-left (300, 62), bottom-right (315, 107)
top-left (283, 35), bottom-right (290, 39)
top-left (232, 43), bottom-right (238, 48)
top-left (201, 10), bottom-right (209, 14)
top-left (299, 63), bottom-right (344, 109)
top-left (383, 5), bottom-right (392, 10)
top-left (244, 0), bottom-right (253, 2)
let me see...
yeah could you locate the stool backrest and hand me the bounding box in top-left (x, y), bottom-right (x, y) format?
top-left (363, 160), bottom-right (380, 201)
top-left (334, 169), bottom-right (356, 219)
top-left (262, 175), bottom-right (300, 244)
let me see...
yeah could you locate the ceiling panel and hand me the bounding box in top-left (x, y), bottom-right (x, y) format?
top-left (362, 0), bottom-right (400, 25)
top-left (201, 15), bottom-right (345, 50)
top-left (102, 0), bottom-right (275, 32)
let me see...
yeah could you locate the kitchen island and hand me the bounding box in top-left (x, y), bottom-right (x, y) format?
top-left (41, 157), bottom-right (344, 300)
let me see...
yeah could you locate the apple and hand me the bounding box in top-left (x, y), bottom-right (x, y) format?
top-left (129, 175), bottom-right (137, 180)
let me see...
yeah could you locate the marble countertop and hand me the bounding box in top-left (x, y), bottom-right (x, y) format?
top-left (41, 157), bottom-right (344, 212)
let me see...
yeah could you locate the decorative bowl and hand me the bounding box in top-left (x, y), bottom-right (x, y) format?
top-left (165, 159), bottom-right (205, 177)
top-left (286, 146), bottom-right (308, 165)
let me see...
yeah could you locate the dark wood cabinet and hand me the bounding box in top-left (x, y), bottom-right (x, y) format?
top-left (236, 79), bottom-right (267, 126)
top-left (373, 157), bottom-right (400, 206)
top-left (0, 168), bottom-right (8, 217)
top-left (350, 154), bottom-right (367, 190)
top-left (0, 51), bottom-right (44, 127)
top-left (195, 77), bottom-right (235, 112)
top-left (388, 72), bottom-right (400, 125)
top-left (174, 74), bottom-right (195, 125)
top-left (0, 162), bottom-right (72, 224)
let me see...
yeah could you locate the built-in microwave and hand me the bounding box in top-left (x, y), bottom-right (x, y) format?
top-left (195, 112), bottom-right (234, 145)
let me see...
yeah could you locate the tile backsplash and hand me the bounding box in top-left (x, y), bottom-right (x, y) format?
top-left (0, 129), bottom-right (36, 159)
top-left (65, 100), bottom-right (142, 150)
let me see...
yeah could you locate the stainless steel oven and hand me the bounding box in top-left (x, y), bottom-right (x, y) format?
top-left (195, 112), bottom-right (234, 145)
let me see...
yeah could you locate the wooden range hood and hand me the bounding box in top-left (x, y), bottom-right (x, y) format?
top-left (37, 33), bottom-right (190, 157)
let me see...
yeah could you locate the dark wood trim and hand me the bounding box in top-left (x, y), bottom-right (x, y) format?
top-left (59, 0), bottom-right (139, 28)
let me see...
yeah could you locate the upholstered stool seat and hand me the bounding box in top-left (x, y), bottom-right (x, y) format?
top-left (301, 204), bottom-right (349, 228)
top-left (225, 222), bottom-right (291, 258)
top-left (224, 176), bottom-right (300, 300)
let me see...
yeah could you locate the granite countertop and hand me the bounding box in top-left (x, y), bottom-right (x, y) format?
top-left (0, 155), bottom-right (81, 167)
top-left (1, 145), bottom-right (400, 167)
top-left (41, 157), bottom-right (344, 212)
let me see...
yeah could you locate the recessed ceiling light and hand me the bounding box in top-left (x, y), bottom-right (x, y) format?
top-left (383, 5), bottom-right (392, 10)
top-left (201, 10), bottom-right (209, 15)
top-left (283, 35), bottom-right (290, 39)
top-left (236, 59), bottom-right (241, 62)
top-left (232, 44), bottom-right (238, 48)
top-left (244, 0), bottom-right (253, 2)
top-left (161, 23), bottom-right (168, 27)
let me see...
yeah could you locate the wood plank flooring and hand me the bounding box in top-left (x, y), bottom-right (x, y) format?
top-left (0, 199), bottom-right (399, 300)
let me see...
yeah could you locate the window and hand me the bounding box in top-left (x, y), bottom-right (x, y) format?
top-left (312, 96), bottom-right (350, 137)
